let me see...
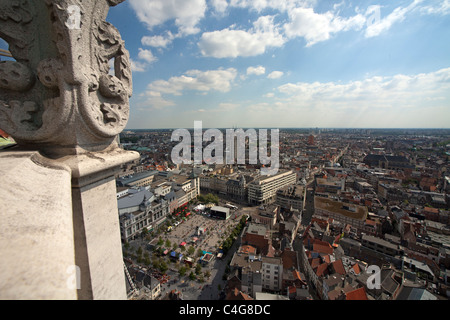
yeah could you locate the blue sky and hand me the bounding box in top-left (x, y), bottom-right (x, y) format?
top-left (2, 0), bottom-right (450, 129)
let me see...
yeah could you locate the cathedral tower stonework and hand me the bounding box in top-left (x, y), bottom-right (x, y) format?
top-left (0, 0), bottom-right (138, 299)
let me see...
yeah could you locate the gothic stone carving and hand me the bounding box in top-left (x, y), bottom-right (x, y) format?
top-left (0, 0), bottom-right (131, 148)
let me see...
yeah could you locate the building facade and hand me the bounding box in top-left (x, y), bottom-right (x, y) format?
top-left (314, 196), bottom-right (368, 229)
top-left (276, 184), bottom-right (305, 211)
top-left (118, 188), bottom-right (169, 242)
top-left (261, 257), bottom-right (283, 292)
top-left (248, 170), bottom-right (297, 206)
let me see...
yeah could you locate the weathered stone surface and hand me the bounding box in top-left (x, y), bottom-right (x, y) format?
top-left (0, 0), bottom-right (140, 300)
top-left (0, 0), bottom-right (132, 152)
top-left (0, 151), bottom-right (76, 300)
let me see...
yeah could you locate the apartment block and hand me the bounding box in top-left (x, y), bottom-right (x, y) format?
top-left (248, 170), bottom-right (297, 205)
top-left (314, 196), bottom-right (368, 229)
top-left (261, 257), bottom-right (283, 292)
top-left (276, 184), bottom-right (305, 211)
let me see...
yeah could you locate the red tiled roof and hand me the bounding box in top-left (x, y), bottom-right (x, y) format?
top-left (315, 263), bottom-right (329, 277)
top-left (313, 243), bottom-right (334, 255)
top-left (281, 249), bottom-right (297, 270)
top-left (322, 254), bottom-right (331, 264)
top-left (351, 263), bottom-right (361, 275)
top-left (227, 288), bottom-right (253, 300)
top-left (345, 287), bottom-right (368, 300)
top-left (331, 259), bottom-right (346, 275)
top-left (312, 239), bottom-right (333, 247)
top-left (239, 245), bottom-right (257, 254)
top-left (310, 258), bottom-right (321, 269)
top-left (423, 207), bottom-right (439, 214)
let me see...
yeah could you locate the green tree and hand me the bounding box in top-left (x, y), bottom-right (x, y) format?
top-left (195, 264), bottom-right (202, 275)
top-left (152, 258), bottom-right (159, 269)
top-left (179, 266), bottom-right (187, 277)
top-left (160, 261), bottom-right (168, 273)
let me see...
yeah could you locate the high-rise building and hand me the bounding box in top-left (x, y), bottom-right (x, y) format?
top-left (248, 170), bottom-right (297, 205)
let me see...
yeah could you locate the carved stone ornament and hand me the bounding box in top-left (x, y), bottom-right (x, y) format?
top-left (0, 0), bottom-right (131, 151)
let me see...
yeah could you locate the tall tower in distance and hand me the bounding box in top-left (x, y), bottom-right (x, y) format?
top-left (307, 134), bottom-right (315, 146)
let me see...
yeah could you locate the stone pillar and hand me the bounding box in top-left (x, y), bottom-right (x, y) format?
top-left (0, 0), bottom-right (139, 299)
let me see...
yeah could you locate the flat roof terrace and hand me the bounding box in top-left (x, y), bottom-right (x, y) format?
top-left (314, 196), bottom-right (368, 221)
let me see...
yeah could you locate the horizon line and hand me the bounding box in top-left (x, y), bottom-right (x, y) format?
top-left (124, 127), bottom-right (450, 131)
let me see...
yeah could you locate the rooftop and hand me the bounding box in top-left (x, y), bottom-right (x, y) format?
top-left (117, 188), bottom-right (154, 210)
top-left (246, 223), bottom-right (268, 236)
top-left (314, 197), bottom-right (368, 221)
top-left (117, 170), bottom-right (159, 186)
top-left (252, 170), bottom-right (294, 185)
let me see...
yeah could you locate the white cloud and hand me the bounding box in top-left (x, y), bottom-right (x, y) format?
top-left (141, 33), bottom-right (174, 48)
top-left (129, 0), bottom-right (206, 35)
top-left (198, 15), bottom-right (285, 58)
top-left (220, 1), bottom-right (428, 49)
top-left (229, 0), bottom-right (315, 13)
top-left (210, 0), bottom-right (228, 14)
top-left (142, 91), bottom-right (176, 109)
top-left (267, 71), bottom-right (283, 79)
top-left (365, 1), bottom-right (422, 38)
top-left (138, 48), bottom-right (157, 64)
top-left (420, 0), bottom-right (450, 15)
top-left (130, 58), bottom-right (147, 72)
top-left (232, 67), bottom-right (450, 128)
top-left (284, 7), bottom-right (365, 46)
top-left (276, 67), bottom-right (450, 109)
top-left (148, 68), bottom-right (238, 96)
top-left (247, 65), bottom-right (266, 75)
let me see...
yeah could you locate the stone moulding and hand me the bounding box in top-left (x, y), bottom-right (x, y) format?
top-left (31, 147), bottom-right (139, 188)
top-left (0, 0), bottom-right (131, 152)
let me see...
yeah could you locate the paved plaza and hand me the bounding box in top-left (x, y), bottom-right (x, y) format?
top-left (126, 203), bottom-right (257, 299)
top-left (160, 208), bottom-right (243, 255)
